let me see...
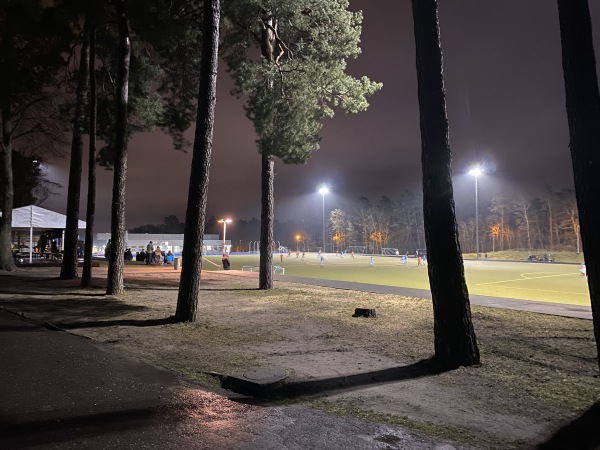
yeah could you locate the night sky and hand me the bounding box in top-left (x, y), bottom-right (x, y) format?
top-left (43, 0), bottom-right (600, 233)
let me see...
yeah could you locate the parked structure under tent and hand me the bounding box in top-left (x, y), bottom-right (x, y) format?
top-left (3, 205), bottom-right (86, 263)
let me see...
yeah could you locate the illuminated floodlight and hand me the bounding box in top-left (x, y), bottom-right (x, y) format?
top-left (469, 166), bottom-right (483, 177)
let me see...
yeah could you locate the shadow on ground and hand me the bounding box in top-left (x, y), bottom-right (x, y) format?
top-left (0, 404), bottom-right (169, 448)
top-left (0, 291), bottom-right (106, 297)
top-left (53, 316), bottom-right (177, 329)
top-left (0, 298), bottom-right (150, 323)
top-left (537, 401), bottom-right (600, 449)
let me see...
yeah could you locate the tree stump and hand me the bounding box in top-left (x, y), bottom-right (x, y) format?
top-left (352, 308), bottom-right (377, 318)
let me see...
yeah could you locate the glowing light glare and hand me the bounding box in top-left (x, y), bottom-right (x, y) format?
top-left (469, 166), bottom-right (483, 177)
top-left (318, 186), bottom-right (329, 195)
top-left (217, 218), bottom-right (233, 224)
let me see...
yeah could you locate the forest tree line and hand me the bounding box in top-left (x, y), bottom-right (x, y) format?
top-left (320, 187), bottom-right (579, 255)
top-left (132, 185), bottom-right (580, 256)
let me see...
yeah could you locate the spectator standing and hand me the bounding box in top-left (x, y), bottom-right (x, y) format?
top-left (38, 233), bottom-right (48, 258)
top-left (104, 239), bottom-right (111, 259)
top-left (146, 241), bottom-right (154, 265)
top-left (222, 253), bottom-right (230, 270)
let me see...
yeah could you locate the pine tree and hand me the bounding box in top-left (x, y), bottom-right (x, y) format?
top-left (0, 0), bottom-right (69, 271)
top-left (411, 0), bottom-right (480, 368)
top-left (222, 0), bottom-right (381, 289)
top-left (557, 0), bottom-right (600, 371)
top-left (175, 0), bottom-right (221, 322)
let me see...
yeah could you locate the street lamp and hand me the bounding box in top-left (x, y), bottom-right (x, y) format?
top-left (218, 218), bottom-right (232, 253)
top-left (469, 166), bottom-right (482, 259)
top-left (296, 234), bottom-right (301, 252)
top-left (318, 185), bottom-right (329, 253)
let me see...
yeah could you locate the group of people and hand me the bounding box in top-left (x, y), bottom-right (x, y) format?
top-left (143, 241), bottom-right (174, 265)
top-left (35, 233), bottom-right (59, 258)
top-left (103, 240), bottom-right (176, 264)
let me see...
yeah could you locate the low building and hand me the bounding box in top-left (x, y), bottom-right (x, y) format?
top-left (94, 233), bottom-right (230, 256)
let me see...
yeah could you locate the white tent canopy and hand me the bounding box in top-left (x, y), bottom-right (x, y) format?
top-left (5, 205), bottom-right (86, 263)
top-left (11, 205), bottom-right (87, 229)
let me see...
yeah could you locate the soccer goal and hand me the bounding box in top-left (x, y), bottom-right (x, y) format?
top-left (346, 246), bottom-right (367, 254)
top-left (382, 248), bottom-right (400, 256)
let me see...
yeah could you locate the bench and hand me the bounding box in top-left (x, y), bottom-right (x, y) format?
top-left (273, 265), bottom-right (285, 275)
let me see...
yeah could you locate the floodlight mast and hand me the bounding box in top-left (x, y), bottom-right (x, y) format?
top-left (468, 167), bottom-right (483, 259)
top-left (218, 218), bottom-right (233, 253)
top-left (318, 186), bottom-right (329, 252)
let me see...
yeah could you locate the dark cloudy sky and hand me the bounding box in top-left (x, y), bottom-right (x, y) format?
top-left (43, 0), bottom-right (600, 232)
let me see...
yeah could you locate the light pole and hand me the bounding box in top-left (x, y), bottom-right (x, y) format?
top-left (296, 234), bottom-right (300, 252)
top-left (318, 185), bottom-right (329, 252)
top-left (218, 218), bottom-right (232, 253)
top-left (469, 167), bottom-right (482, 259)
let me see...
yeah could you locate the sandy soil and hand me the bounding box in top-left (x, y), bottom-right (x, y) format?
top-left (1, 265), bottom-right (598, 449)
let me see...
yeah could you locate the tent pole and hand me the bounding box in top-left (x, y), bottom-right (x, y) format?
top-left (29, 205), bottom-right (33, 263)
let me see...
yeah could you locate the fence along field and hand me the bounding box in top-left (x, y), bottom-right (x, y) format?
top-left (202, 253), bottom-right (590, 306)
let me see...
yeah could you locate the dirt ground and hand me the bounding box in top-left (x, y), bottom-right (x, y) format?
top-left (1, 265), bottom-right (599, 449)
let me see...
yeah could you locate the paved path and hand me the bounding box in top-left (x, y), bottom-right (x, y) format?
top-left (219, 271), bottom-right (593, 320)
top-left (0, 309), bottom-right (463, 450)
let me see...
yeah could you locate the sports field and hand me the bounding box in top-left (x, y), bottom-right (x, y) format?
top-left (203, 253), bottom-right (590, 306)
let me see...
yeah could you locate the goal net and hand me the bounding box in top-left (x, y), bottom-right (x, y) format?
top-left (346, 246), bottom-right (367, 254)
top-left (382, 248), bottom-right (400, 256)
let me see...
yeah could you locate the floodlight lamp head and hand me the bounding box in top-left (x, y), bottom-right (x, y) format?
top-left (469, 167), bottom-right (483, 177)
top-left (218, 218), bottom-right (233, 224)
top-left (318, 186), bottom-right (329, 195)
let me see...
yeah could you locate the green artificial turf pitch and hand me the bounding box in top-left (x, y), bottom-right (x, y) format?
top-left (203, 253), bottom-right (589, 306)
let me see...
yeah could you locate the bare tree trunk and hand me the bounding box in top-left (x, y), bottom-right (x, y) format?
top-left (82, 19), bottom-right (97, 288)
top-left (557, 0), bottom-right (600, 370)
top-left (175, 0), bottom-right (220, 322)
top-left (259, 154), bottom-right (274, 290)
top-left (61, 22), bottom-right (90, 280)
top-left (0, 104), bottom-right (15, 271)
top-left (412, 0), bottom-right (479, 369)
top-left (107, 0), bottom-right (130, 295)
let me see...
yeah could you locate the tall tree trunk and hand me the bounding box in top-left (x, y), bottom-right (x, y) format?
top-left (411, 0), bottom-right (480, 368)
top-left (175, 0), bottom-right (220, 322)
top-left (259, 154), bottom-right (274, 290)
top-left (0, 104), bottom-right (15, 271)
top-left (82, 18), bottom-right (97, 288)
top-left (107, 0), bottom-right (130, 295)
top-left (61, 22), bottom-right (90, 280)
top-left (557, 0), bottom-right (600, 370)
